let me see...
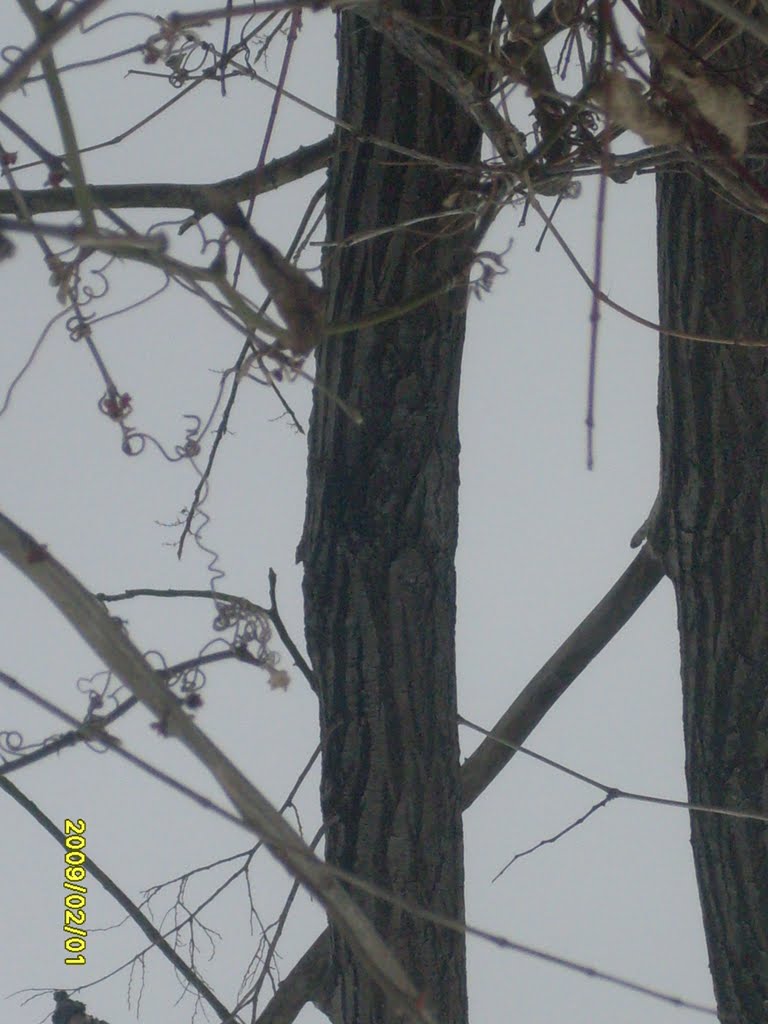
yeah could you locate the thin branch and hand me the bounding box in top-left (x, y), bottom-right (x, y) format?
top-left (323, 861), bottom-right (717, 1017)
top-left (0, 215), bottom-right (165, 253)
top-left (461, 544), bottom-right (665, 808)
top-left (0, 137), bottom-right (334, 216)
top-left (0, 774), bottom-right (240, 1022)
top-left (234, 825), bottom-right (325, 1021)
top-left (492, 795), bottom-right (614, 881)
top-left (586, 0), bottom-right (610, 470)
top-left (0, 109), bottom-right (63, 172)
top-left (95, 584), bottom-right (316, 690)
top-left (233, 8), bottom-right (299, 287)
top-left (17, 0), bottom-right (96, 231)
top-left (0, 650), bottom-right (256, 776)
top-left (168, 0), bottom-right (336, 29)
top-left (0, 0), bottom-right (110, 104)
top-left (254, 932), bottom-right (332, 1024)
top-left (0, 669), bottom-right (244, 826)
top-left (529, 191), bottom-right (768, 347)
top-left (268, 570), bottom-right (316, 691)
top-left (461, 713), bottom-right (768, 827)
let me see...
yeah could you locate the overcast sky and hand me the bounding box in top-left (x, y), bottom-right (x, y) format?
top-left (0, 3), bottom-right (716, 1024)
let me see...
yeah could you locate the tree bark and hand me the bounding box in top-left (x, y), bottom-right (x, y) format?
top-left (646, 5), bottom-right (768, 1020)
top-left (298, 4), bottom-right (491, 1023)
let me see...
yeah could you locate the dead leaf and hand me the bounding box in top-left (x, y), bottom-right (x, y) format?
top-left (266, 666), bottom-right (290, 690)
top-left (594, 70), bottom-right (684, 148)
top-left (645, 29), bottom-right (751, 156)
top-left (666, 66), bottom-right (750, 156)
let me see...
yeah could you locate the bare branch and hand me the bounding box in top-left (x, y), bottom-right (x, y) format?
top-left (268, 570), bottom-right (316, 691)
top-left (95, 584), bottom-right (316, 691)
top-left (0, 773), bottom-right (239, 1023)
top-left (461, 544), bottom-right (665, 808)
top-left (0, 0), bottom-right (110, 104)
top-left (0, 650), bottom-right (256, 776)
top-left (492, 794), bottom-right (614, 880)
top-left (168, 0), bottom-right (337, 30)
top-left (325, 860), bottom-right (716, 1016)
top-left (17, 0), bottom-right (97, 230)
top-left (0, 137), bottom-right (333, 216)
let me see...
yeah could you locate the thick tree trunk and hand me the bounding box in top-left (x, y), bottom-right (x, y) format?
top-left (298, 4), bottom-right (491, 1023)
top-left (646, 6), bottom-right (768, 1020)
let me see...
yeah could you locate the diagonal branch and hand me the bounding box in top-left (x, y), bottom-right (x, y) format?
top-left (4, 531), bottom-right (664, 1024)
top-left (461, 543), bottom-right (665, 807)
top-left (254, 543), bottom-right (666, 1022)
top-left (0, 0), bottom-right (109, 104)
top-left (254, 932), bottom-right (334, 1024)
top-left (0, 508), bottom-right (434, 1024)
top-left (0, 773), bottom-right (238, 1023)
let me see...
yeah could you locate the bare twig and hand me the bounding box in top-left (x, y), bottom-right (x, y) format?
top-left (254, 932), bottom-right (332, 1024)
top-left (461, 545), bottom-right (664, 807)
top-left (0, 0), bottom-right (110, 103)
top-left (96, 584), bottom-right (316, 691)
top-left (0, 650), bottom-right (255, 776)
top-left (266, 570), bottom-right (315, 689)
top-left (233, 8), bottom-right (299, 287)
top-left (461, 714), bottom-right (768, 827)
top-left (492, 794), bottom-right (614, 880)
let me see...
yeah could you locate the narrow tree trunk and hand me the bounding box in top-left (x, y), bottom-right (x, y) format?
top-left (646, 6), bottom-right (768, 1020)
top-left (655, 169), bottom-right (768, 1023)
top-left (298, 5), bottom-right (491, 1023)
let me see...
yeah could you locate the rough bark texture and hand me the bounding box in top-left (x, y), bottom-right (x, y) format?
top-left (645, 5), bottom-right (768, 1020)
top-left (298, 4), bottom-right (491, 1023)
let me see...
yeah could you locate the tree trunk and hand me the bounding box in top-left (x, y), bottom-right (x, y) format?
top-left (646, 6), bottom-right (768, 1020)
top-left (298, 4), bottom-right (491, 1023)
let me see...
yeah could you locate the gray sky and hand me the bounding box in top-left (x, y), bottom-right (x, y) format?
top-left (0, 3), bottom-right (714, 1024)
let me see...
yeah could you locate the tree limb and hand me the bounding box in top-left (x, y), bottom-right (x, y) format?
top-left (461, 543), bottom-right (665, 807)
top-left (0, 0), bottom-right (109, 104)
top-left (254, 931), bottom-right (335, 1024)
top-left (0, 137), bottom-right (333, 216)
top-left (0, 773), bottom-right (238, 1023)
top-left (255, 543), bottom-right (666, 1022)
